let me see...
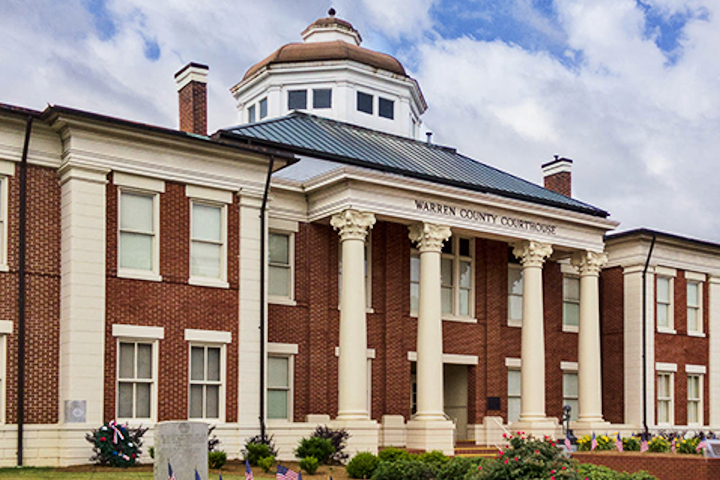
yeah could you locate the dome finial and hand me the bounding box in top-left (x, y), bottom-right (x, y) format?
top-left (328, 7), bottom-right (336, 17)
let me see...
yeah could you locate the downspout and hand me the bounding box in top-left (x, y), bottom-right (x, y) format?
top-left (17, 115), bottom-right (33, 467)
top-left (641, 233), bottom-right (657, 438)
top-left (259, 154), bottom-right (275, 441)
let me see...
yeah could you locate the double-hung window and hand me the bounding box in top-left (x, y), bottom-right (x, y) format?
top-left (189, 345), bottom-right (223, 420)
top-left (119, 190), bottom-right (159, 278)
top-left (507, 368), bottom-right (521, 423)
top-left (563, 371), bottom-right (579, 420)
top-left (563, 276), bottom-right (580, 331)
top-left (656, 276), bottom-right (673, 331)
top-left (117, 341), bottom-right (155, 419)
top-left (259, 98), bottom-right (268, 119)
top-left (267, 356), bottom-right (292, 420)
top-left (190, 201), bottom-right (226, 283)
top-left (508, 264), bottom-right (523, 327)
top-left (656, 371), bottom-right (674, 425)
top-left (269, 232), bottom-right (293, 300)
top-left (248, 105), bottom-right (256, 123)
top-left (688, 374), bottom-right (702, 425)
top-left (687, 281), bottom-right (702, 335)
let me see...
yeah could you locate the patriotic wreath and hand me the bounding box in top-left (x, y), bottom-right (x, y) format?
top-left (85, 420), bottom-right (148, 467)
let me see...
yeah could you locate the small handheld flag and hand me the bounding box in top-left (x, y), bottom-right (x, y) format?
top-left (564, 434), bottom-right (572, 450)
top-left (697, 437), bottom-right (707, 453)
top-left (195, 469), bottom-right (202, 480)
top-left (640, 433), bottom-right (649, 453)
top-left (277, 464), bottom-right (300, 480)
top-left (245, 458), bottom-right (254, 480)
top-left (615, 433), bottom-right (623, 452)
top-left (168, 462), bottom-right (177, 480)
top-left (591, 432), bottom-right (597, 451)
top-left (671, 437), bottom-right (676, 453)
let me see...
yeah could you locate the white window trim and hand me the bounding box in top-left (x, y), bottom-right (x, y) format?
top-left (562, 275), bottom-right (580, 333)
top-left (267, 353), bottom-right (295, 424)
top-left (187, 342), bottom-right (226, 423)
top-left (115, 338), bottom-right (160, 424)
top-left (505, 357), bottom-right (521, 368)
top-left (112, 324), bottom-right (165, 339)
top-left (411, 236), bottom-right (475, 322)
top-left (656, 275), bottom-right (675, 334)
top-left (686, 280), bottom-right (704, 336)
top-left (687, 373), bottom-right (703, 426)
top-left (117, 188), bottom-right (162, 282)
top-left (185, 329), bottom-right (231, 344)
top-left (561, 361), bottom-right (578, 371)
top-left (268, 230), bottom-right (296, 305)
top-left (189, 199), bottom-right (229, 288)
top-left (508, 263), bottom-right (523, 328)
top-left (0, 167), bottom-right (11, 272)
top-left (656, 370), bottom-right (674, 426)
top-left (407, 351), bottom-right (478, 365)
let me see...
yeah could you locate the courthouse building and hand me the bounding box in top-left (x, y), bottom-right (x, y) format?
top-left (0, 11), bottom-right (719, 465)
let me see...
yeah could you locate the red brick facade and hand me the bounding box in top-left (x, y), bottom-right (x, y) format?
top-left (0, 165), bottom-right (61, 424)
top-left (543, 171), bottom-right (571, 197)
top-left (103, 177), bottom-right (240, 422)
top-left (600, 266), bottom-right (625, 424)
top-left (573, 452), bottom-right (720, 480)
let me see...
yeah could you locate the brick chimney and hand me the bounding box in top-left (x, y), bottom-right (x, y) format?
top-left (542, 155), bottom-right (573, 197)
top-left (174, 62), bottom-right (209, 136)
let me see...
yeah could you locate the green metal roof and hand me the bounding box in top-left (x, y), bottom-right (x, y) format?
top-left (223, 112), bottom-right (608, 217)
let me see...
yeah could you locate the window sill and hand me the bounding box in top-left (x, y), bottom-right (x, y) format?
top-left (116, 418), bottom-right (156, 427)
top-left (118, 269), bottom-right (162, 282)
top-left (657, 327), bottom-right (677, 335)
top-left (409, 313), bottom-right (476, 323)
top-left (189, 277), bottom-right (229, 289)
top-left (562, 325), bottom-right (579, 333)
top-left (267, 418), bottom-right (293, 425)
top-left (687, 331), bottom-right (706, 338)
top-left (270, 297), bottom-right (297, 307)
top-left (507, 319), bottom-right (522, 328)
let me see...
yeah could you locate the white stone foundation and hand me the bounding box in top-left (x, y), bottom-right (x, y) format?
top-left (406, 420), bottom-right (454, 455)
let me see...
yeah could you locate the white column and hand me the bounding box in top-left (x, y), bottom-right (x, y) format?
top-left (513, 240), bottom-right (553, 422)
top-left (238, 192), bottom-right (263, 434)
top-left (58, 164), bottom-right (109, 425)
top-left (408, 223), bottom-right (452, 421)
top-left (709, 277), bottom-right (720, 428)
top-left (572, 250), bottom-right (608, 424)
top-left (331, 209), bottom-right (375, 420)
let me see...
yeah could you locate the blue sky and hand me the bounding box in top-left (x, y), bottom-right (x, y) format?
top-left (1, 0), bottom-right (719, 241)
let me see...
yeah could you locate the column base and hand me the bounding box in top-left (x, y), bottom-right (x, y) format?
top-left (406, 420), bottom-right (455, 455)
top-left (570, 420), bottom-right (613, 437)
top-left (509, 418), bottom-right (562, 439)
top-left (330, 419), bottom-right (379, 457)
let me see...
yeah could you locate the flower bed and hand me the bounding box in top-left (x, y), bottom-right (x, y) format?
top-left (573, 451), bottom-right (720, 480)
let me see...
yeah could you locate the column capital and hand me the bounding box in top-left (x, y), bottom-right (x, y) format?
top-left (331, 209), bottom-right (376, 241)
top-left (512, 241), bottom-right (553, 268)
top-left (572, 250), bottom-right (608, 276)
top-left (408, 223), bottom-right (452, 253)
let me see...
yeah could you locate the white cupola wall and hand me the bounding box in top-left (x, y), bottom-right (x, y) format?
top-left (230, 10), bottom-right (427, 139)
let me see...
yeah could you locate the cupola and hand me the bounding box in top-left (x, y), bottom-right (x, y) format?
top-left (301, 8), bottom-right (362, 45)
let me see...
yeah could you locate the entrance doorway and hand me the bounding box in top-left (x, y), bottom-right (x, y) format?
top-left (444, 364), bottom-right (468, 439)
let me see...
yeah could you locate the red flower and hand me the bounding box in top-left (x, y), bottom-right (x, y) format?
top-left (100, 437), bottom-right (106, 442)
top-left (504, 458), bottom-right (509, 464)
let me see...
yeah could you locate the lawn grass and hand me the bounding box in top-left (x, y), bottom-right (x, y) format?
top-left (0, 461), bottom-right (347, 479)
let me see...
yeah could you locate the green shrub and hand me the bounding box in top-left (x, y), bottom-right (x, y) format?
top-left (371, 459), bottom-right (434, 480)
top-left (419, 450), bottom-right (449, 472)
top-left (258, 456), bottom-right (275, 473)
top-left (208, 450), bottom-right (227, 469)
top-left (647, 436), bottom-right (670, 453)
top-left (378, 447), bottom-right (410, 462)
top-left (296, 436), bottom-right (334, 464)
top-left (622, 437), bottom-right (641, 452)
top-left (676, 437), bottom-right (701, 454)
top-left (300, 456), bottom-right (320, 475)
top-left (85, 422), bottom-right (147, 468)
top-left (627, 472), bottom-right (658, 480)
top-left (474, 434), bottom-right (576, 479)
top-left (312, 426), bottom-right (350, 464)
top-left (346, 452), bottom-right (380, 478)
top-left (435, 456), bottom-right (485, 480)
top-left (245, 442), bottom-right (272, 466)
top-left (577, 463), bottom-right (620, 480)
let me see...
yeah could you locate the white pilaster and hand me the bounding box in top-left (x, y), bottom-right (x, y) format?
top-left (572, 250), bottom-right (608, 425)
top-left (709, 277), bottom-right (720, 428)
top-left (58, 164), bottom-right (109, 425)
top-left (513, 240), bottom-right (553, 422)
top-left (623, 265), bottom-right (655, 427)
top-left (331, 209), bottom-right (375, 420)
top-left (238, 192), bottom-right (263, 434)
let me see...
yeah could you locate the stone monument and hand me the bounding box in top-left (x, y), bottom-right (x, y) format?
top-left (154, 421), bottom-right (208, 480)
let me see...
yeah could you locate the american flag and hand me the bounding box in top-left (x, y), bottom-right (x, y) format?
top-left (245, 459), bottom-right (254, 480)
top-left (671, 438), bottom-right (676, 453)
top-left (640, 434), bottom-right (649, 453)
top-left (697, 438), bottom-right (707, 453)
top-left (195, 469), bottom-right (202, 480)
top-left (591, 432), bottom-right (597, 451)
top-left (276, 465), bottom-right (301, 480)
top-left (564, 434), bottom-right (572, 451)
top-left (615, 433), bottom-right (623, 452)
top-left (168, 462), bottom-right (177, 480)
